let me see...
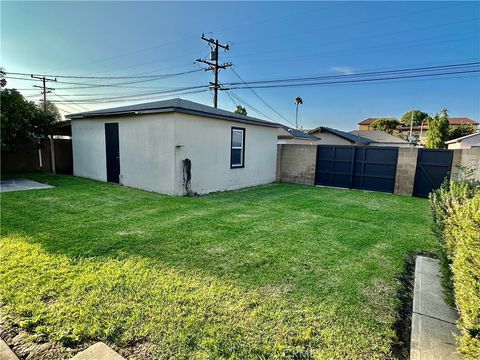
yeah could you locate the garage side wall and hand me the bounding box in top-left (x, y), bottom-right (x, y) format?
top-left (72, 115), bottom-right (176, 194)
top-left (72, 119), bottom-right (108, 182)
top-left (173, 113), bottom-right (277, 195)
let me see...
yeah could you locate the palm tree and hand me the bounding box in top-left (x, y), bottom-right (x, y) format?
top-left (295, 96), bottom-right (303, 129)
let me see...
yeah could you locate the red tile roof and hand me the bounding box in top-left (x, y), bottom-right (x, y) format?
top-left (448, 117), bottom-right (479, 125)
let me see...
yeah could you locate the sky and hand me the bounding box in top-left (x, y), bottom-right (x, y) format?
top-left (1, 1), bottom-right (479, 131)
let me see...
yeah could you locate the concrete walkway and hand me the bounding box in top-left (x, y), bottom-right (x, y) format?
top-left (410, 256), bottom-right (463, 359)
top-left (0, 178), bottom-right (54, 193)
top-left (0, 338), bottom-right (19, 360)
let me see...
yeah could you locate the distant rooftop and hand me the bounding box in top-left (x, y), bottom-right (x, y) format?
top-left (66, 98), bottom-right (279, 128)
top-left (359, 117), bottom-right (478, 126)
top-left (358, 118), bottom-right (397, 125)
top-left (278, 124), bottom-right (320, 140)
top-left (350, 130), bottom-right (408, 144)
top-left (309, 126), bottom-right (372, 144)
top-left (445, 131), bottom-right (480, 144)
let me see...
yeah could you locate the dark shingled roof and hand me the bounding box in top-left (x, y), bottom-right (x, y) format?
top-left (66, 98), bottom-right (279, 128)
top-left (279, 124), bottom-right (320, 140)
top-left (358, 117), bottom-right (397, 125)
top-left (308, 126), bottom-right (372, 144)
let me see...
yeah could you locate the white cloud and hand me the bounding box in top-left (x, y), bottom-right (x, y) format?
top-left (330, 66), bottom-right (355, 75)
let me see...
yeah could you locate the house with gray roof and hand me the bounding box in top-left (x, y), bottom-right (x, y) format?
top-left (277, 125), bottom-right (321, 145)
top-left (308, 126), bottom-right (373, 145)
top-left (307, 127), bottom-right (410, 147)
top-left (66, 98), bottom-right (279, 195)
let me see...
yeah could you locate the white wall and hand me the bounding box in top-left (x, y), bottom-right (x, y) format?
top-left (173, 113), bottom-right (277, 195)
top-left (311, 131), bottom-right (353, 145)
top-left (72, 114), bottom-right (176, 194)
top-left (72, 119), bottom-right (108, 182)
top-left (447, 134), bottom-right (480, 149)
top-left (72, 112), bottom-right (277, 196)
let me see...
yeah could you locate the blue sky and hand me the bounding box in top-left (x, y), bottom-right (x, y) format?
top-left (2, 1), bottom-right (479, 130)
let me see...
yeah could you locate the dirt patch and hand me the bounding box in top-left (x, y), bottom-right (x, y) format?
top-left (116, 230), bottom-right (144, 236)
top-left (206, 246), bottom-right (226, 255)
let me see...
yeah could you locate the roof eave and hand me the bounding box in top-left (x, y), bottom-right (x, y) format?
top-left (68, 107), bottom-right (279, 128)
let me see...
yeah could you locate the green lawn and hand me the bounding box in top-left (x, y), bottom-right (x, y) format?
top-left (0, 174), bottom-right (436, 359)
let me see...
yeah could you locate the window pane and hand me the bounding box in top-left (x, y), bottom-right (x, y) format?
top-left (231, 149), bottom-right (242, 166)
top-left (232, 130), bottom-right (243, 148)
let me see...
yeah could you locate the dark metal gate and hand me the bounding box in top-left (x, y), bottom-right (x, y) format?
top-left (413, 149), bottom-right (453, 198)
top-left (315, 145), bottom-right (399, 193)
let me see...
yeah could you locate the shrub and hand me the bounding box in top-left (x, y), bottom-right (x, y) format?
top-left (446, 196), bottom-right (480, 358)
top-left (430, 178), bottom-right (478, 305)
top-left (430, 173), bottom-right (480, 358)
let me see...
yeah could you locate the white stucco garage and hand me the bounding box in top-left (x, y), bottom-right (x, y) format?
top-left (66, 98), bottom-right (279, 195)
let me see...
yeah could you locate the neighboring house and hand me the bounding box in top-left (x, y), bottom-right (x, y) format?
top-left (308, 127), bottom-right (372, 145)
top-left (396, 117), bottom-right (479, 143)
top-left (360, 116), bottom-right (478, 131)
top-left (66, 98), bottom-right (279, 196)
top-left (358, 117), bottom-right (397, 130)
top-left (349, 130), bottom-right (410, 147)
top-left (446, 132), bottom-right (480, 149)
top-left (277, 125), bottom-right (321, 145)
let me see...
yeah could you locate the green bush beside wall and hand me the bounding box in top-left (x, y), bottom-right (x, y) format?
top-left (430, 179), bottom-right (480, 358)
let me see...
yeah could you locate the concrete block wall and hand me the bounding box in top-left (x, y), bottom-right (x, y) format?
top-left (394, 148), bottom-right (419, 195)
top-left (277, 144), bottom-right (317, 185)
top-left (454, 148), bottom-right (480, 180)
top-left (277, 145), bottom-right (480, 195)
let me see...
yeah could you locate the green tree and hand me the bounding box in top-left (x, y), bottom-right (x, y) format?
top-left (234, 105), bottom-right (247, 116)
top-left (400, 109), bottom-right (429, 126)
top-left (425, 109), bottom-right (449, 149)
top-left (448, 124), bottom-right (477, 141)
top-left (370, 118), bottom-right (399, 134)
top-left (1, 89), bottom-right (57, 152)
top-left (38, 100), bottom-right (62, 122)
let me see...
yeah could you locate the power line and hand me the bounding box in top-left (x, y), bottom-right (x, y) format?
top-left (52, 93), bottom-right (90, 111)
top-left (227, 91), bottom-right (278, 123)
top-left (230, 68), bottom-right (293, 126)
top-left (229, 69), bottom-right (480, 90)
top-left (4, 69), bottom-right (203, 88)
top-left (51, 89), bottom-right (211, 104)
top-left (7, 69), bottom-right (202, 80)
top-left (224, 61), bottom-right (480, 86)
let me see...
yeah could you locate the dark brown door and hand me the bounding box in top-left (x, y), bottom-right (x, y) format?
top-left (105, 123), bottom-right (120, 183)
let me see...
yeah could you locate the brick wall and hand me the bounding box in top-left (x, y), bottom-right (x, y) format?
top-left (277, 144), bottom-right (317, 185)
top-left (394, 148), bottom-right (418, 195)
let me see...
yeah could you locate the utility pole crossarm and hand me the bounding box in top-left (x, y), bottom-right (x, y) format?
top-left (196, 34), bottom-right (231, 108)
top-left (31, 75), bottom-right (57, 112)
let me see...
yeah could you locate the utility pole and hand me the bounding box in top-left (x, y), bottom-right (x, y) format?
top-left (196, 34), bottom-right (232, 108)
top-left (32, 75), bottom-right (57, 112)
top-left (32, 75), bottom-right (57, 173)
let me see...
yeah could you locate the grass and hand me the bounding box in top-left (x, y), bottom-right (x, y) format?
top-left (0, 173), bottom-right (436, 359)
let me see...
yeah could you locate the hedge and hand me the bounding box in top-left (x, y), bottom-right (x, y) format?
top-left (430, 179), bottom-right (480, 358)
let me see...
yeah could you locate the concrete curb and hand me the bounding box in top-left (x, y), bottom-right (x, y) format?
top-left (0, 338), bottom-right (19, 360)
top-left (71, 342), bottom-right (125, 360)
top-left (410, 256), bottom-right (463, 359)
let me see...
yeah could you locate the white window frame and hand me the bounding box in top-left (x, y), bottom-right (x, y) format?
top-left (230, 127), bottom-right (245, 168)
